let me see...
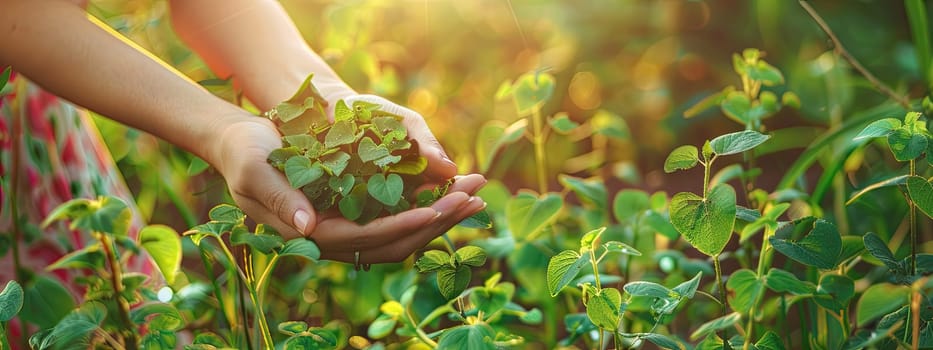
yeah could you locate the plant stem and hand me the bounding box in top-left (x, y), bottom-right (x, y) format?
top-left (404, 308), bottom-right (438, 348)
top-left (531, 106), bottom-right (549, 194)
top-left (713, 255), bottom-right (726, 317)
top-left (799, 0), bottom-right (912, 109)
top-left (256, 254), bottom-right (281, 300)
top-left (910, 160), bottom-right (917, 275)
top-left (99, 233), bottom-right (138, 349)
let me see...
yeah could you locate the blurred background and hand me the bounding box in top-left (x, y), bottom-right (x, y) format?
top-left (85, 0), bottom-right (924, 230)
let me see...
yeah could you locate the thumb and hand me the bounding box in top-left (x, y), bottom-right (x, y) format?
top-left (231, 164), bottom-right (318, 239)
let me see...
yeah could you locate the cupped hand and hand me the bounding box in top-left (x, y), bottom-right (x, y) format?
top-left (212, 96), bottom-right (485, 264)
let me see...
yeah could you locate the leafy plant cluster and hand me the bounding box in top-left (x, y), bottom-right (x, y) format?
top-left (264, 75), bottom-right (431, 224)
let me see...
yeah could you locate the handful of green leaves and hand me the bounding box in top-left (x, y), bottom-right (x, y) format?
top-left (264, 75), bottom-right (474, 225)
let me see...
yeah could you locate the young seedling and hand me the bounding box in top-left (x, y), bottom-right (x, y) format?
top-left (663, 130), bottom-right (770, 319)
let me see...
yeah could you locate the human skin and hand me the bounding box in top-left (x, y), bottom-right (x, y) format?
top-left (0, 0), bottom-right (486, 264)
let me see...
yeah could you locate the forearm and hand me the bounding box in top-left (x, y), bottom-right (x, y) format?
top-left (169, 0), bottom-right (355, 111)
top-left (0, 0), bottom-right (245, 166)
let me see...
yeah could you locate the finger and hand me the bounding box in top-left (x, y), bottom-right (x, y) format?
top-left (313, 191), bottom-right (472, 257)
top-left (447, 174), bottom-right (487, 195)
top-left (356, 194), bottom-right (488, 264)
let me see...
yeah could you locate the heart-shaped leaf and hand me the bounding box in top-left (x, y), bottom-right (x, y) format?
top-left (585, 286), bottom-right (622, 330)
top-left (506, 191), bottom-right (564, 240)
top-left (726, 269), bottom-right (763, 313)
top-left (437, 265), bottom-right (472, 300)
top-left (368, 173), bottom-right (403, 206)
top-left (321, 151), bottom-right (351, 176)
top-left (328, 174), bottom-right (355, 197)
top-left (416, 250), bottom-right (451, 273)
top-left (748, 60), bottom-right (785, 85)
top-left (512, 72), bottom-right (556, 114)
top-left (470, 287), bottom-right (509, 316)
top-left (338, 184), bottom-right (368, 221)
top-left (324, 120), bottom-right (356, 148)
top-left (670, 184), bottom-right (737, 257)
top-left (285, 156), bottom-right (324, 189)
top-left (436, 324), bottom-right (497, 350)
top-left (613, 189), bottom-right (650, 223)
top-left (769, 219), bottom-right (841, 269)
top-left (887, 127), bottom-right (927, 161)
top-left (906, 175), bottom-right (933, 219)
top-left (547, 250), bottom-right (591, 296)
top-left (710, 130), bottom-right (771, 156)
top-left (138, 225), bottom-right (181, 285)
top-left (664, 145), bottom-right (700, 173)
top-left (475, 119), bottom-right (528, 173)
top-left (358, 137), bottom-right (391, 163)
top-left (231, 226), bottom-right (284, 254)
top-left (278, 238), bottom-right (321, 261)
top-left (454, 246), bottom-right (487, 267)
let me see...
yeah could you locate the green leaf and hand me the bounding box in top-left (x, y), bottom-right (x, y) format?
top-left (631, 333), bottom-right (687, 350)
top-left (506, 191), bottom-right (563, 240)
top-left (321, 151), bottom-right (351, 176)
top-left (672, 271), bottom-right (703, 299)
top-left (475, 119), bottom-right (528, 173)
top-left (690, 312), bottom-right (742, 340)
top-left (721, 92), bottom-right (752, 124)
top-left (559, 175), bottom-right (608, 210)
top-left (367, 314), bottom-right (397, 339)
top-left (186, 156), bottom-right (210, 175)
top-left (769, 219), bottom-right (841, 269)
top-left (415, 250), bottom-right (451, 272)
top-left (644, 211), bottom-right (680, 240)
top-left (887, 127), bottom-right (927, 161)
top-left (756, 331), bottom-right (786, 350)
top-left (0, 280), bottom-right (23, 322)
top-left (521, 308), bottom-right (543, 324)
top-left (664, 145), bottom-right (700, 173)
top-left (278, 321), bottom-right (309, 336)
top-left (814, 274), bottom-right (855, 312)
top-left (470, 286), bottom-right (509, 316)
top-left (230, 227), bottom-right (284, 254)
top-left (710, 130), bottom-right (771, 156)
top-left (614, 193), bottom-right (651, 232)
top-left (585, 287), bottom-right (622, 330)
top-left (436, 324), bottom-right (496, 350)
top-left (324, 120), bottom-right (357, 148)
top-left (209, 204), bottom-right (244, 223)
top-left (863, 232), bottom-right (899, 270)
top-left (748, 60), bottom-right (785, 85)
top-left (139, 225), bottom-right (181, 285)
top-left (285, 156), bottom-right (324, 189)
top-left (334, 100), bottom-right (354, 122)
top-left (580, 227), bottom-right (606, 251)
top-left (437, 265), bottom-right (472, 300)
top-left (358, 137), bottom-right (391, 163)
top-left (387, 156), bottom-right (428, 175)
top-left (367, 173), bottom-right (404, 206)
top-left (764, 268), bottom-right (815, 295)
top-left (43, 196), bottom-right (132, 236)
top-left (727, 269), bottom-right (764, 313)
top-left (854, 118), bottom-right (901, 140)
top-left (603, 241), bottom-right (641, 256)
top-left (906, 175), bottom-right (933, 219)
top-left (455, 246), bottom-right (487, 267)
top-left (855, 283), bottom-right (910, 326)
top-left (591, 109), bottom-right (630, 139)
top-left (670, 184), bottom-right (737, 257)
top-left (846, 174), bottom-right (909, 205)
top-left (130, 303), bottom-right (184, 331)
top-left (512, 72), bottom-right (556, 114)
top-left (338, 184), bottom-right (368, 221)
top-left (20, 276), bottom-right (76, 329)
top-left (42, 301), bottom-right (107, 349)
top-left (328, 174), bottom-right (355, 197)
top-left (458, 210), bottom-right (493, 229)
top-left (549, 113), bottom-right (580, 133)
top-left (278, 238), bottom-right (321, 261)
top-left (547, 250), bottom-right (591, 296)
top-left (623, 281), bottom-right (674, 299)
top-left (46, 244), bottom-right (104, 271)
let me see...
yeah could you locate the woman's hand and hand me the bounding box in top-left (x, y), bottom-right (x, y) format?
top-left (211, 101), bottom-right (486, 264)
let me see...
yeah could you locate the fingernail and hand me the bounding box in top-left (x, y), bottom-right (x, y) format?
top-left (440, 151), bottom-right (455, 166)
top-left (293, 209), bottom-right (311, 234)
